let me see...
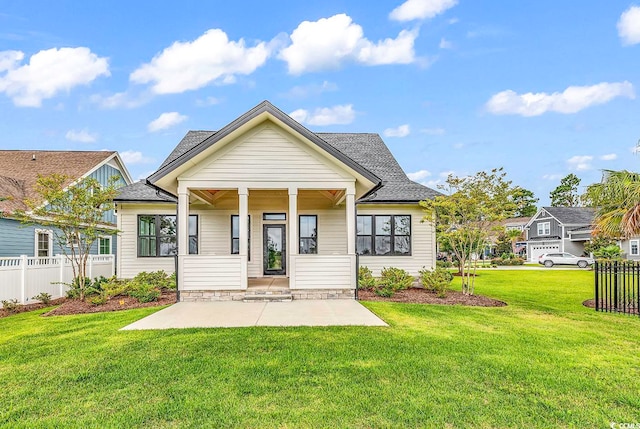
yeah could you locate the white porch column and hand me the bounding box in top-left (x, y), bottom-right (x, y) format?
top-left (289, 188), bottom-right (298, 288)
top-left (238, 188), bottom-right (249, 290)
top-left (346, 191), bottom-right (356, 255)
top-left (178, 190), bottom-right (189, 291)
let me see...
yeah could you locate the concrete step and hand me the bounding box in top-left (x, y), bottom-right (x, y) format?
top-left (243, 293), bottom-right (292, 302)
top-left (244, 289), bottom-right (291, 296)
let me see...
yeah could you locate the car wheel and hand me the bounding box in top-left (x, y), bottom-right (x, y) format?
top-left (544, 260), bottom-right (553, 268)
top-left (577, 260), bottom-right (588, 268)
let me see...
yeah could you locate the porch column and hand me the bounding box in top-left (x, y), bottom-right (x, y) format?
top-left (177, 190), bottom-right (189, 291)
top-left (289, 188), bottom-right (298, 288)
top-left (238, 187), bottom-right (249, 290)
top-left (346, 190), bottom-right (356, 254)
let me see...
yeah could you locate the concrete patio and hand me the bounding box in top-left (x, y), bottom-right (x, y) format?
top-left (121, 300), bottom-right (388, 330)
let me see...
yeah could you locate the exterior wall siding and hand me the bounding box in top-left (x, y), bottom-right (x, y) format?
top-left (528, 217), bottom-right (562, 239)
top-left (88, 163), bottom-right (128, 224)
top-left (563, 239), bottom-right (586, 256)
top-left (356, 204), bottom-right (435, 277)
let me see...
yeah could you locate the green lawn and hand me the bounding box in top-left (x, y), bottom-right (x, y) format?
top-left (1, 271), bottom-right (639, 428)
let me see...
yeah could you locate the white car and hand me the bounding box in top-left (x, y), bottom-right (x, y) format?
top-left (538, 252), bottom-right (594, 268)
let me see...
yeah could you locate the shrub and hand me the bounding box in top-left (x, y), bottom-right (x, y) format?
top-left (594, 245), bottom-right (622, 261)
top-left (1, 299), bottom-right (20, 313)
top-left (66, 277), bottom-right (92, 299)
top-left (128, 283), bottom-right (161, 303)
top-left (89, 292), bottom-right (109, 306)
top-left (374, 267), bottom-right (414, 297)
top-left (491, 256), bottom-right (525, 266)
top-left (436, 260), bottom-right (453, 268)
top-left (419, 267), bottom-right (453, 298)
top-left (130, 271), bottom-right (174, 290)
top-left (358, 266), bottom-right (376, 290)
top-left (31, 292), bottom-right (52, 305)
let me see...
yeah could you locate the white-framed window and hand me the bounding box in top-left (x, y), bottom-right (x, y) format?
top-left (537, 222), bottom-right (550, 236)
top-left (98, 236), bottom-right (112, 255)
top-left (630, 240), bottom-right (639, 256)
top-left (34, 229), bottom-right (53, 257)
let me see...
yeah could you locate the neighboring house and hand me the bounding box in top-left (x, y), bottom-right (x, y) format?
top-left (115, 101), bottom-right (439, 301)
top-left (0, 150), bottom-right (132, 258)
top-left (524, 207), bottom-right (595, 261)
top-left (486, 217), bottom-right (531, 258)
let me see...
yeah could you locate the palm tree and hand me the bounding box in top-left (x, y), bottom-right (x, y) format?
top-left (584, 170), bottom-right (640, 238)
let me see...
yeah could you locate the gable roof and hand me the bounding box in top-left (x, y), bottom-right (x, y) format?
top-left (543, 206), bottom-right (595, 225)
top-left (0, 150), bottom-right (118, 214)
top-left (115, 180), bottom-right (178, 203)
top-left (148, 100), bottom-right (381, 186)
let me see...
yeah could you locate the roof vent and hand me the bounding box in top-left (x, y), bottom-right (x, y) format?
top-left (32, 154), bottom-right (36, 161)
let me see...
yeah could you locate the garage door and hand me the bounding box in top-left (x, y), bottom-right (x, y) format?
top-left (529, 243), bottom-right (560, 261)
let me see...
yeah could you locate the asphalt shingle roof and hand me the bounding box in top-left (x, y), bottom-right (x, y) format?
top-left (115, 180), bottom-right (177, 203)
top-left (544, 206), bottom-right (595, 225)
top-left (121, 129), bottom-right (440, 204)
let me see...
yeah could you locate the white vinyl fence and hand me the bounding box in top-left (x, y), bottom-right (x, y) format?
top-left (0, 255), bottom-right (115, 305)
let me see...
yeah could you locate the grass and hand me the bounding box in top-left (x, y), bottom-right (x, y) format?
top-left (1, 271), bottom-right (639, 428)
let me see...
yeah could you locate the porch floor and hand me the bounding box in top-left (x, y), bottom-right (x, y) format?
top-left (247, 277), bottom-right (290, 290)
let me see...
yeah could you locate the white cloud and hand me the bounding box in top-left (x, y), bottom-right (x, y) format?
top-left (439, 38), bottom-right (454, 49)
top-left (618, 6), bottom-right (640, 45)
top-left (289, 104), bottom-right (355, 126)
top-left (0, 47), bottom-right (109, 107)
top-left (542, 174), bottom-right (563, 181)
top-left (130, 29), bottom-right (270, 94)
top-left (420, 127), bottom-right (445, 135)
top-left (195, 96), bottom-right (222, 107)
top-left (120, 150), bottom-right (154, 165)
top-left (390, 0), bottom-right (458, 21)
top-left (278, 14), bottom-right (417, 74)
top-left (148, 112), bottom-right (188, 132)
top-left (282, 81), bottom-right (338, 99)
top-left (407, 169), bottom-right (432, 181)
top-left (567, 155), bottom-right (593, 171)
top-left (91, 91), bottom-right (151, 109)
top-left (65, 129), bottom-right (98, 143)
top-left (600, 153), bottom-right (617, 161)
top-left (485, 81), bottom-right (635, 116)
top-left (383, 124), bottom-right (411, 137)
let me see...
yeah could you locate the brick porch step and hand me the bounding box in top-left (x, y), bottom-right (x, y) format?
top-left (243, 289), bottom-right (292, 302)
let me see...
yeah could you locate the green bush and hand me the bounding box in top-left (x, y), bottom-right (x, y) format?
top-left (436, 260), bottom-right (453, 268)
top-left (491, 257), bottom-right (525, 266)
top-left (419, 267), bottom-right (454, 298)
top-left (89, 293), bottom-right (109, 306)
top-left (1, 299), bottom-right (20, 313)
top-left (130, 271), bottom-right (174, 290)
top-left (358, 266), bottom-right (376, 290)
top-left (374, 267), bottom-right (414, 297)
top-left (594, 245), bottom-right (622, 261)
top-left (65, 277), bottom-right (93, 299)
top-left (128, 283), bottom-right (161, 303)
top-left (31, 292), bottom-right (52, 305)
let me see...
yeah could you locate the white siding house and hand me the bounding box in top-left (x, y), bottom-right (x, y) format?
top-left (115, 101), bottom-right (439, 300)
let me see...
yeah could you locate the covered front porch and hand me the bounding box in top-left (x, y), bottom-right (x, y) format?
top-left (176, 184), bottom-right (358, 301)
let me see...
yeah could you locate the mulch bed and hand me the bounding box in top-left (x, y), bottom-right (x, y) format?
top-left (358, 287), bottom-right (506, 307)
top-left (582, 299), bottom-right (639, 314)
top-left (0, 298), bottom-right (67, 318)
top-left (42, 291), bottom-right (177, 317)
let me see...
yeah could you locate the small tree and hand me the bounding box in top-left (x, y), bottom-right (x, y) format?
top-left (509, 187), bottom-right (538, 217)
top-left (17, 174), bottom-right (119, 300)
top-left (421, 168), bottom-right (518, 295)
top-left (550, 174), bottom-right (581, 207)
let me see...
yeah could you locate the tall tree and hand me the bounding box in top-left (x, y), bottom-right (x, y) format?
top-left (421, 168), bottom-right (518, 295)
top-left (17, 174), bottom-right (119, 300)
top-left (509, 187), bottom-right (538, 217)
top-left (549, 174), bottom-right (581, 207)
top-left (583, 170), bottom-right (640, 238)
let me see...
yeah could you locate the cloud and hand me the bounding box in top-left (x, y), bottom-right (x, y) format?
top-left (0, 47), bottom-right (109, 107)
top-left (407, 169), bottom-right (432, 181)
top-left (289, 104), bottom-right (355, 126)
top-left (485, 81), bottom-right (635, 116)
top-left (65, 129), bottom-right (98, 143)
top-left (281, 81), bottom-right (338, 99)
top-left (130, 29), bottom-right (270, 94)
top-left (567, 155), bottom-right (593, 171)
top-left (600, 153), bottom-right (617, 161)
top-left (632, 145), bottom-right (640, 155)
top-left (389, 0), bottom-right (458, 21)
top-left (383, 124), bottom-right (411, 137)
top-left (278, 14), bottom-right (417, 74)
top-left (120, 150), bottom-right (155, 165)
top-left (148, 112), bottom-right (188, 132)
top-left (439, 38), bottom-right (454, 49)
top-left (420, 127), bottom-right (445, 135)
top-left (91, 90), bottom-right (151, 109)
top-left (542, 174), bottom-right (563, 181)
top-left (195, 96), bottom-right (222, 107)
top-left (618, 6), bottom-right (640, 45)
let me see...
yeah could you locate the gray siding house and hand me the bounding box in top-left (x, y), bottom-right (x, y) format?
top-left (524, 207), bottom-right (595, 261)
top-left (0, 151), bottom-right (132, 258)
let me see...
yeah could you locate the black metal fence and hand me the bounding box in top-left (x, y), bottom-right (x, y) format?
top-left (594, 261), bottom-right (640, 316)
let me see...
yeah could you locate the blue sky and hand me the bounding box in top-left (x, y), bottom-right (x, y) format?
top-left (1, 0), bottom-right (640, 205)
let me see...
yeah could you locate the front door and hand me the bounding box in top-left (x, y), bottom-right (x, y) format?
top-left (263, 224), bottom-right (286, 275)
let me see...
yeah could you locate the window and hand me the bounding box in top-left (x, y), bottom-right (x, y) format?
top-left (537, 222), bottom-right (550, 236)
top-left (98, 237), bottom-right (111, 255)
top-left (299, 215), bottom-right (317, 254)
top-left (35, 230), bottom-right (51, 257)
top-left (137, 215), bottom-right (198, 257)
top-left (263, 213), bottom-right (286, 221)
top-left (231, 215), bottom-right (251, 259)
top-left (631, 240), bottom-right (639, 256)
top-left (356, 215), bottom-right (411, 256)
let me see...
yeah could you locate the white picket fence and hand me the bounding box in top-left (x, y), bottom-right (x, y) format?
top-left (0, 255), bottom-right (115, 305)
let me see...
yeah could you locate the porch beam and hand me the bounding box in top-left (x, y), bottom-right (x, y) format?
top-left (191, 189), bottom-right (215, 205)
top-left (334, 190), bottom-right (346, 206)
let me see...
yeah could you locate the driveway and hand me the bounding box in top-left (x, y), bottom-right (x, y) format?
top-left (121, 300), bottom-right (388, 330)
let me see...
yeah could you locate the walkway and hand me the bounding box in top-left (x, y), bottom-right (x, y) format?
top-left (121, 300), bottom-right (388, 330)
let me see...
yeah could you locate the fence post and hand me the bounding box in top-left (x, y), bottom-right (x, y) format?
top-left (88, 255), bottom-right (93, 280)
top-left (58, 254), bottom-right (64, 298)
top-left (20, 255), bottom-right (27, 304)
top-left (595, 261), bottom-right (599, 311)
top-left (614, 260), bottom-right (619, 311)
top-left (110, 254), bottom-right (115, 277)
